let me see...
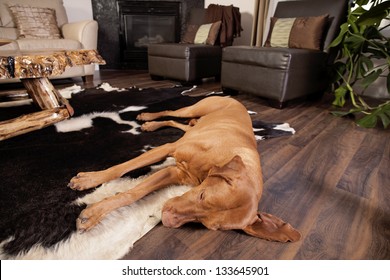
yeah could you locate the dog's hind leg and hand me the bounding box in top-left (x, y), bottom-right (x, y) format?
top-left (141, 120), bottom-right (195, 132)
top-left (137, 96), bottom-right (232, 121)
top-left (69, 142), bottom-right (176, 191)
top-left (76, 165), bottom-right (184, 232)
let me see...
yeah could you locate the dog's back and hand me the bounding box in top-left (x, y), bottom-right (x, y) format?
top-left (171, 97), bottom-right (261, 186)
top-left (178, 97), bottom-right (255, 146)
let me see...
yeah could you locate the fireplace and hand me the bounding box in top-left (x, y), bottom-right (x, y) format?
top-left (117, 1), bottom-right (180, 69)
top-left (91, 0), bottom-right (204, 69)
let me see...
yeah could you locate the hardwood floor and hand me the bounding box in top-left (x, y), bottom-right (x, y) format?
top-left (1, 70), bottom-right (389, 259)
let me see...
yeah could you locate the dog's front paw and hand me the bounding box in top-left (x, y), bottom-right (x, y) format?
top-left (68, 171), bottom-right (109, 191)
top-left (77, 204), bottom-right (106, 233)
top-left (141, 121), bottom-right (160, 132)
top-left (137, 112), bottom-right (156, 121)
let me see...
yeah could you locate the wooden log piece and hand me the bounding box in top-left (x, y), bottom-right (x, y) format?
top-left (21, 77), bottom-right (74, 116)
top-left (0, 108), bottom-right (70, 141)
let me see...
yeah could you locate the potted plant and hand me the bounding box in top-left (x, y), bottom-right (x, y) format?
top-left (329, 0), bottom-right (390, 128)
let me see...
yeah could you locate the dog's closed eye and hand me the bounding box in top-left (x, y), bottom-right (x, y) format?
top-left (199, 190), bottom-right (206, 201)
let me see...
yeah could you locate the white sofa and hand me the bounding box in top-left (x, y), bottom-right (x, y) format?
top-left (0, 0), bottom-right (98, 83)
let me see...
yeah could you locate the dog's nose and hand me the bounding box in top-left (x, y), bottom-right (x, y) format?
top-left (161, 209), bottom-right (180, 228)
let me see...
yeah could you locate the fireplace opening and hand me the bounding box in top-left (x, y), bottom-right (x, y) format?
top-left (117, 1), bottom-right (181, 69)
top-left (126, 15), bottom-right (176, 47)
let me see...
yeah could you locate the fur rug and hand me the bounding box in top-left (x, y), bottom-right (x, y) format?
top-left (1, 159), bottom-right (190, 259)
top-left (0, 84), bottom-right (294, 259)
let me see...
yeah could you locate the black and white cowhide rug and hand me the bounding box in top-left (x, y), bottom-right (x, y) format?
top-left (0, 84), bottom-right (295, 259)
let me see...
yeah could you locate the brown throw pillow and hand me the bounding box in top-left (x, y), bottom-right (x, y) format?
top-left (181, 24), bottom-right (199, 44)
top-left (181, 21), bottom-right (221, 45)
top-left (264, 15), bottom-right (329, 50)
top-left (8, 4), bottom-right (62, 39)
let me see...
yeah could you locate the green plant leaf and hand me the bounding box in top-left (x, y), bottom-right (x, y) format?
top-left (359, 55), bottom-right (373, 76)
top-left (331, 111), bottom-right (351, 117)
top-left (360, 69), bottom-right (382, 88)
top-left (331, 61), bottom-right (347, 82)
top-left (356, 0), bottom-right (370, 7)
top-left (333, 86), bottom-right (348, 107)
top-left (352, 5), bottom-right (368, 16)
top-left (379, 112), bottom-right (390, 128)
top-left (345, 34), bottom-right (365, 46)
top-left (331, 111), bottom-right (352, 117)
top-left (331, 107), bottom-right (362, 117)
top-left (364, 25), bottom-right (383, 40)
top-left (330, 0), bottom-right (390, 129)
top-left (356, 103), bottom-right (390, 129)
top-left (344, 34), bottom-right (367, 54)
top-left (356, 1), bottom-right (390, 26)
top-left (329, 23), bottom-right (350, 48)
top-left (387, 72), bottom-right (390, 94)
top-left (366, 47), bottom-right (388, 59)
top-left (356, 113), bottom-right (378, 128)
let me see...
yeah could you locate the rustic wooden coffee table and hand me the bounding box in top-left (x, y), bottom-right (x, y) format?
top-left (0, 49), bottom-right (105, 140)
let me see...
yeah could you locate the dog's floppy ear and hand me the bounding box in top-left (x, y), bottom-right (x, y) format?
top-left (209, 155), bottom-right (245, 179)
top-left (243, 212), bottom-right (301, 242)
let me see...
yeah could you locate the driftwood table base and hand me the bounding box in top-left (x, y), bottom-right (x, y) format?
top-left (22, 77), bottom-right (75, 116)
top-left (0, 107), bottom-right (70, 141)
top-left (0, 49), bottom-right (105, 140)
top-left (0, 77), bottom-right (72, 141)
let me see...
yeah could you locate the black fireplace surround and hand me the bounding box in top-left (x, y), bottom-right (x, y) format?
top-left (92, 0), bottom-right (204, 69)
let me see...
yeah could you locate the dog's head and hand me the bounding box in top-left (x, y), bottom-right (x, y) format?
top-left (162, 155), bottom-right (301, 242)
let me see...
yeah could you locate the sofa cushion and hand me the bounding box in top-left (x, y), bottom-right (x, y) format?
top-left (222, 45), bottom-right (325, 70)
top-left (0, 39), bottom-right (18, 50)
top-left (0, 26), bottom-right (18, 40)
top-left (9, 5), bottom-right (62, 39)
top-left (0, 0), bottom-right (68, 28)
top-left (264, 15), bottom-right (329, 51)
top-left (16, 38), bottom-right (81, 50)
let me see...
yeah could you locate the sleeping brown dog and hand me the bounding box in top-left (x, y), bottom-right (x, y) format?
top-left (69, 96), bottom-right (301, 242)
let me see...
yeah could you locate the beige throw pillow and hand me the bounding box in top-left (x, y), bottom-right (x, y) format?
top-left (8, 4), bottom-right (62, 39)
top-left (0, 0), bottom-right (68, 28)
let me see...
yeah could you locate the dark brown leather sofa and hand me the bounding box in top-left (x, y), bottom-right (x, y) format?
top-left (221, 0), bottom-right (348, 108)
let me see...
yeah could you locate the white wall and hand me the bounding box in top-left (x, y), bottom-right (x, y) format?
top-left (63, 0), bottom-right (93, 22)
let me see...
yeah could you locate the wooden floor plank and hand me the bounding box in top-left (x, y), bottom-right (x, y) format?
top-left (337, 132), bottom-right (388, 197)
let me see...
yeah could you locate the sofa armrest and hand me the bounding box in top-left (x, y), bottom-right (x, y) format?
top-left (61, 20), bottom-right (98, 50)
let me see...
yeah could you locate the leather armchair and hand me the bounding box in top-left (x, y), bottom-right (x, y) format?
top-left (221, 0), bottom-right (348, 108)
top-left (148, 42), bottom-right (222, 84)
top-left (148, 8), bottom-right (221, 84)
top-left (148, 6), bottom-right (241, 84)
